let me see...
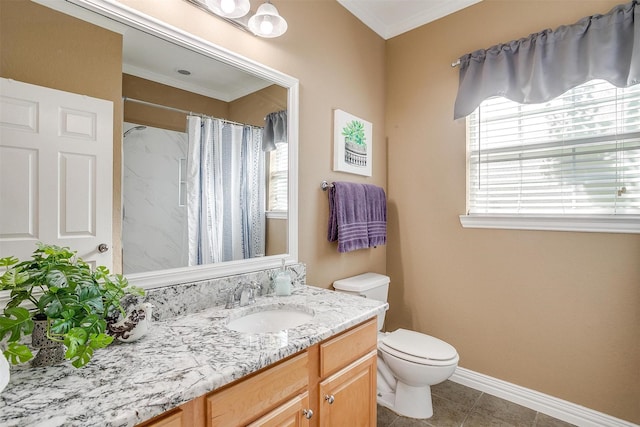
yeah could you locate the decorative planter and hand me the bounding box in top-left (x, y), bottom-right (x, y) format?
top-left (31, 318), bottom-right (65, 367)
top-left (344, 139), bottom-right (367, 167)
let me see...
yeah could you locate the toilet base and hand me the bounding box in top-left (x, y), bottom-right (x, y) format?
top-left (376, 382), bottom-right (434, 419)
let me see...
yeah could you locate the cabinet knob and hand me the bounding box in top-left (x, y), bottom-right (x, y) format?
top-left (302, 409), bottom-right (313, 419)
top-left (324, 394), bottom-right (335, 404)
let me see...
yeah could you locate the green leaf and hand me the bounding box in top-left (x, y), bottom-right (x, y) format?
top-left (0, 256), bottom-right (19, 269)
top-left (125, 281), bottom-right (145, 297)
top-left (0, 307), bottom-right (33, 342)
top-left (0, 268), bottom-right (29, 290)
top-left (89, 333), bottom-right (113, 349)
top-left (50, 308), bottom-right (84, 335)
top-left (64, 327), bottom-right (88, 359)
top-left (93, 265), bottom-right (111, 279)
top-left (3, 342), bottom-right (33, 365)
top-left (78, 314), bottom-right (106, 336)
top-left (45, 269), bottom-right (68, 288)
top-left (5, 290), bottom-right (33, 310)
top-left (40, 289), bottom-right (78, 319)
top-left (77, 285), bottom-right (104, 314)
top-left (69, 344), bottom-right (94, 368)
top-left (38, 243), bottom-right (75, 261)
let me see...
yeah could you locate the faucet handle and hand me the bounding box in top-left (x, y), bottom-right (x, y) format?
top-left (251, 281), bottom-right (262, 298)
top-left (239, 282), bottom-right (253, 306)
top-left (226, 283), bottom-right (246, 308)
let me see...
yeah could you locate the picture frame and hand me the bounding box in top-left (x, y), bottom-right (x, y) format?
top-left (333, 109), bottom-right (372, 176)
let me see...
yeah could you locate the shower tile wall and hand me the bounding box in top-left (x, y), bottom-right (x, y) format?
top-left (123, 123), bottom-right (188, 274)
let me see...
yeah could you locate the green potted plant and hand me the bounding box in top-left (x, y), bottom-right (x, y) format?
top-left (0, 243), bottom-right (143, 368)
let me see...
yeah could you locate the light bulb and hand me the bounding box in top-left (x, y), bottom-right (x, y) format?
top-left (220, 0), bottom-right (236, 14)
top-left (248, 2), bottom-right (287, 37)
top-left (260, 17), bottom-right (274, 35)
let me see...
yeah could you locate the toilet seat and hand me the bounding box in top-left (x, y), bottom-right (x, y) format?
top-left (379, 329), bottom-right (458, 366)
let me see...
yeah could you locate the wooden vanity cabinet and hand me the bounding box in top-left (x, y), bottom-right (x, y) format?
top-left (315, 319), bottom-right (377, 427)
top-left (136, 317), bottom-right (377, 427)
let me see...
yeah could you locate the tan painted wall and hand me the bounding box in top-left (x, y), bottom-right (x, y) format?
top-left (123, 74), bottom-right (230, 132)
top-left (266, 217), bottom-right (287, 256)
top-left (123, 76), bottom-right (286, 130)
top-left (117, 0), bottom-right (388, 286)
top-left (386, 1), bottom-right (640, 423)
top-left (229, 84), bottom-right (288, 127)
top-left (0, 0), bottom-right (124, 270)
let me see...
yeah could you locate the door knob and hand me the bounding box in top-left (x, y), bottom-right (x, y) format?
top-left (324, 394), bottom-right (335, 404)
top-left (97, 243), bottom-right (109, 253)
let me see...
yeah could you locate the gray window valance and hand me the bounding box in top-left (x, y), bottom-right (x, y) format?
top-left (262, 110), bottom-right (287, 151)
top-left (453, 0), bottom-right (640, 120)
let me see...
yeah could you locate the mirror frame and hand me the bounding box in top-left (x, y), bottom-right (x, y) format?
top-left (42, 0), bottom-right (299, 289)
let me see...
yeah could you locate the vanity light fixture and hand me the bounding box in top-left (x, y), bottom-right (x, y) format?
top-left (248, 1), bottom-right (288, 38)
top-left (187, 0), bottom-right (288, 38)
top-left (205, 0), bottom-right (250, 18)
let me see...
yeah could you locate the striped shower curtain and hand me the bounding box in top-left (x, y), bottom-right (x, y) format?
top-left (186, 116), bottom-right (265, 265)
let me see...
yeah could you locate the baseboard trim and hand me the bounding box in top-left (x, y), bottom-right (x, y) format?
top-left (450, 367), bottom-right (638, 427)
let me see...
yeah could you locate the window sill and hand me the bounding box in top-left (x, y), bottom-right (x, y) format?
top-left (459, 214), bottom-right (640, 234)
top-left (266, 211), bottom-right (287, 220)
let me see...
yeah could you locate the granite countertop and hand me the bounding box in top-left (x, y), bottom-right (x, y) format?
top-left (0, 285), bottom-right (386, 427)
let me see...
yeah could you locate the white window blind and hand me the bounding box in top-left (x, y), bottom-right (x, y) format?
top-left (467, 80), bottom-right (640, 216)
top-left (268, 142), bottom-right (288, 211)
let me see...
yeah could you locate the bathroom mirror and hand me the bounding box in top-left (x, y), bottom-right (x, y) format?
top-left (34, 0), bottom-right (299, 288)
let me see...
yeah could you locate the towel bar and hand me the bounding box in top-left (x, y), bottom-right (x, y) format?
top-left (321, 181), bottom-right (334, 191)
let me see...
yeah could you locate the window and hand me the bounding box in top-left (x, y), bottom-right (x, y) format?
top-left (267, 142), bottom-right (288, 212)
top-left (463, 80), bottom-right (640, 232)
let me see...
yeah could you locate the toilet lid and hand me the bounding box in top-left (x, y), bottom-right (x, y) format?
top-left (381, 329), bottom-right (457, 361)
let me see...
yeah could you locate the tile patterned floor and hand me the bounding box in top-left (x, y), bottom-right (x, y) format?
top-left (377, 381), bottom-right (576, 427)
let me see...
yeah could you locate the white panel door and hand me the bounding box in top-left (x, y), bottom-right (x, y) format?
top-left (0, 78), bottom-right (113, 268)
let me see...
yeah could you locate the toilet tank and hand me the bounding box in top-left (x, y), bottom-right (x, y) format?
top-left (333, 273), bottom-right (390, 330)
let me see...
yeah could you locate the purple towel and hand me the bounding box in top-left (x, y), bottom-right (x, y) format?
top-left (328, 182), bottom-right (387, 252)
top-left (328, 182), bottom-right (369, 252)
top-left (363, 184), bottom-right (387, 247)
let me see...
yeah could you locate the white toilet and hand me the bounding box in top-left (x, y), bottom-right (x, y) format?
top-left (333, 272), bottom-right (459, 419)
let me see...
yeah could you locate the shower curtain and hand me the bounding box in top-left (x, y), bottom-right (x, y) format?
top-left (186, 115), bottom-right (265, 265)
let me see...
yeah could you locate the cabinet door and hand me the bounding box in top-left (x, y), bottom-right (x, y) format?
top-left (318, 351), bottom-right (376, 427)
top-left (139, 411), bottom-right (183, 427)
top-left (136, 397), bottom-right (205, 427)
top-left (247, 392), bottom-right (312, 427)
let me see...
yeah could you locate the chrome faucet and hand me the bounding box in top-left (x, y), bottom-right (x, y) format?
top-left (225, 282), bottom-right (262, 309)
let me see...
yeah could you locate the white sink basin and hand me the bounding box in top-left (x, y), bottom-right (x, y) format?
top-left (226, 307), bottom-right (315, 333)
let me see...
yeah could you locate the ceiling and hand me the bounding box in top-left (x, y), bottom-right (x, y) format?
top-left (120, 26), bottom-right (272, 102)
top-left (337, 0), bottom-right (483, 40)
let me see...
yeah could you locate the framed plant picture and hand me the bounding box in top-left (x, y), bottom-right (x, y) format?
top-left (333, 109), bottom-right (372, 176)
